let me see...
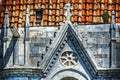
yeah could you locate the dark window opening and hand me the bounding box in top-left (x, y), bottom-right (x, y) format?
top-left (61, 77), bottom-right (78, 80)
top-left (36, 10), bottom-right (43, 22)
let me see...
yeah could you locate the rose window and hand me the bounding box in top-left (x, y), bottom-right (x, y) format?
top-left (60, 51), bottom-right (78, 66)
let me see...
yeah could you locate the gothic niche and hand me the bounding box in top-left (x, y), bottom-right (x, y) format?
top-left (60, 51), bottom-right (78, 67)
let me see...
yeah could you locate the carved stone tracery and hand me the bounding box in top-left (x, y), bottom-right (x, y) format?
top-left (60, 51), bottom-right (78, 67)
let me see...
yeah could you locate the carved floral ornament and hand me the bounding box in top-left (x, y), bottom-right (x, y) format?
top-left (60, 51), bottom-right (78, 67)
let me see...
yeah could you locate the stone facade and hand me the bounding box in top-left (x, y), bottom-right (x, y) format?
top-left (1, 2), bottom-right (120, 80)
top-left (1, 22), bottom-right (120, 80)
top-left (1, 0), bottom-right (120, 27)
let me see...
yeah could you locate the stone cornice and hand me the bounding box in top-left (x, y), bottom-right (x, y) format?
top-left (97, 68), bottom-right (120, 78)
top-left (0, 68), bottom-right (42, 79)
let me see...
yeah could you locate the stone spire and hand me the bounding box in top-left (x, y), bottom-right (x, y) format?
top-left (64, 3), bottom-right (72, 22)
top-left (110, 10), bottom-right (116, 68)
top-left (112, 10), bottom-right (115, 24)
top-left (3, 9), bottom-right (9, 39)
top-left (3, 9), bottom-right (9, 68)
top-left (24, 8), bottom-right (30, 65)
top-left (4, 9), bottom-right (9, 28)
top-left (25, 8), bottom-right (30, 40)
top-left (110, 10), bottom-right (116, 39)
top-left (25, 8), bottom-right (30, 28)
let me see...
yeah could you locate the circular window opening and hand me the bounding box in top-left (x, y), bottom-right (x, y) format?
top-left (61, 77), bottom-right (78, 80)
top-left (60, 51), bottom-right (78, 67)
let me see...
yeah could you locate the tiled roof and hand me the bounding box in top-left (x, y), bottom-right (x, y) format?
top-left (0, 0), bottom-right (120, 28)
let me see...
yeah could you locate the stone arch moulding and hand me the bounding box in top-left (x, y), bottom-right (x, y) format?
top-left (51, 69), bottom-right (89, 80)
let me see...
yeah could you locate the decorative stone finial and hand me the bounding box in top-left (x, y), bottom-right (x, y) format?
top-left (26, 8), bottom-right (29, 14)
top-left (73, 22), bottom-right (78, 27)
top-left (64, 3), bottom-right (72, 22)
top-left (4, 9), bottom-right (9, 28)
top-left (112, 10), bottom-right (115, 24)
top-left (25, 8), bottom-right (30, 27)
top-left (5, 9), bottom-right (8, 14)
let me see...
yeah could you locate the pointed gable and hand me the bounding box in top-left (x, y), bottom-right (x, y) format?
top-left (40, 22), bottom-right (97, 77)
top-left (40, 3), bottom-right (97, 77)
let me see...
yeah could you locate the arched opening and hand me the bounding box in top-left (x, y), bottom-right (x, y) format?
top-left (51, 69), bottom-right (89, 80)
top-left (61, 77), bottom-right (78, 80)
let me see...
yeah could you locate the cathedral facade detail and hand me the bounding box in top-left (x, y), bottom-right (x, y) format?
top-left (0, 1), bottom-right (120, 80)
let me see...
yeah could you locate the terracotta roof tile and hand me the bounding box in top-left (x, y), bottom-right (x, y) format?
top-left (1, 12), bottom-right (4, 17)
top-left (43, 15), bottom-right (48, 21)
top-left (56, 16), bottom-right (59, 22)
top-left (82, 4), bottom-right (85, 9)
top-left (30, 16), bottom-right (34, 22)
top-left (0, 18), bottom-right (3, 23)
top-left (0, 1), bottom-right (2, 5)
